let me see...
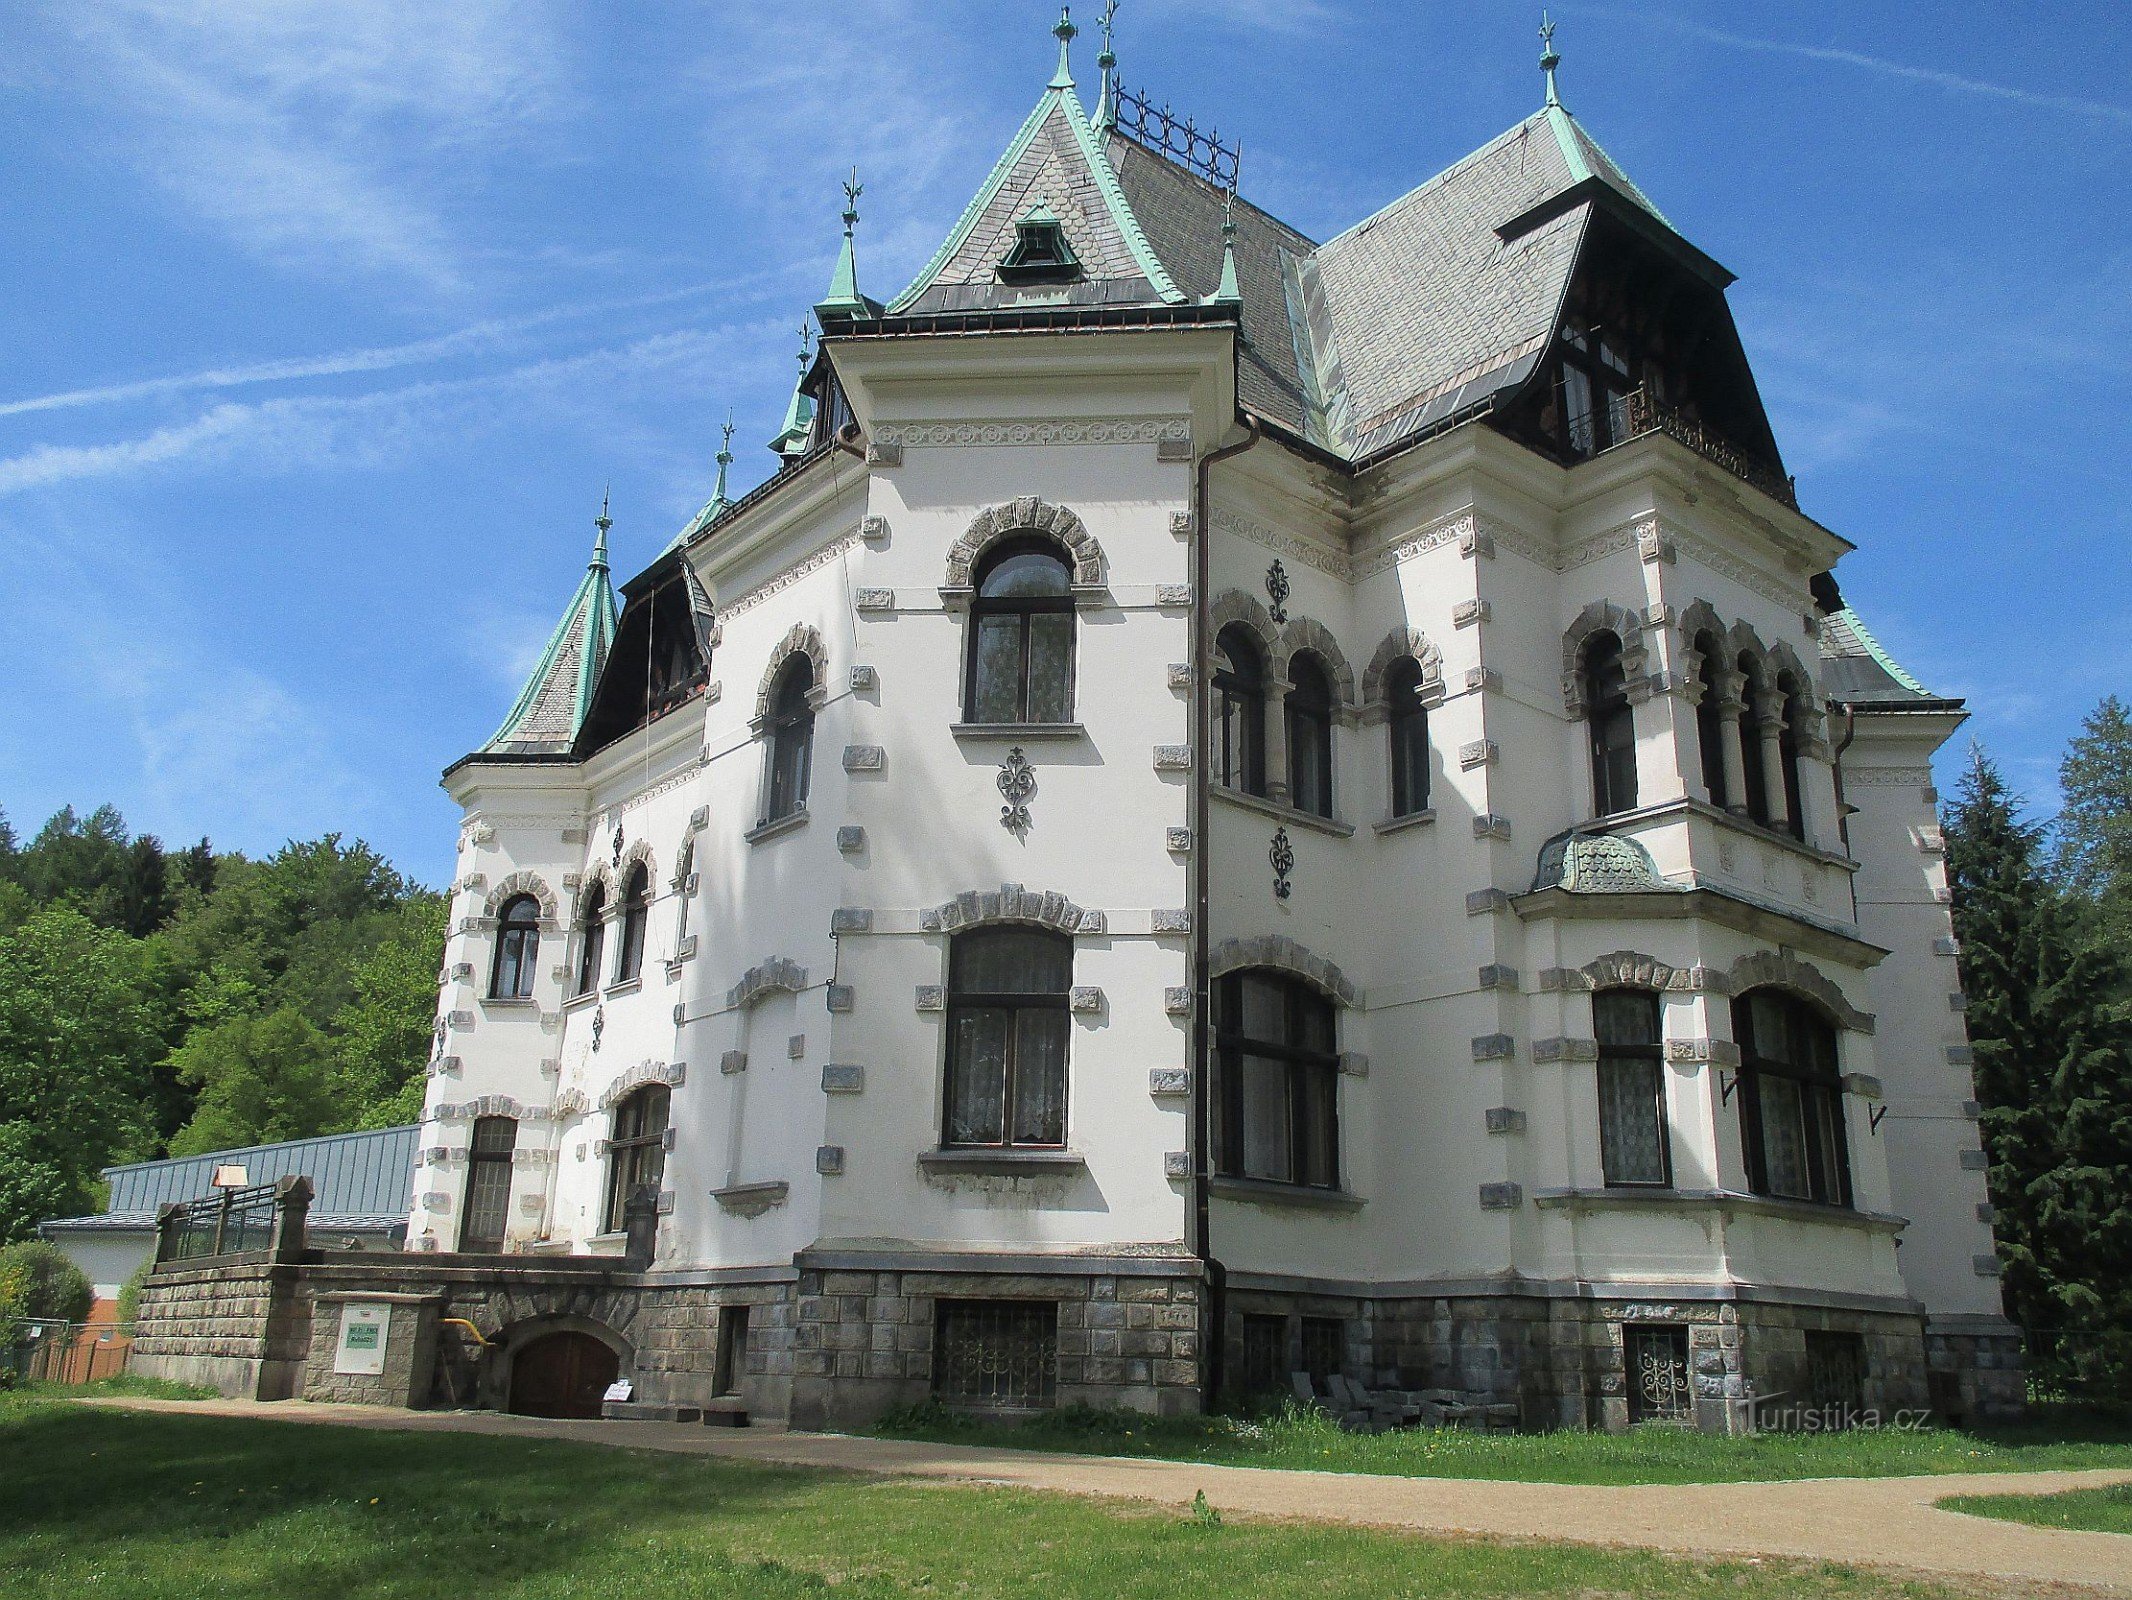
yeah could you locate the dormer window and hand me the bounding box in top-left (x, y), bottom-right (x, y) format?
top-left (997, 206), bottom-right (1081, 284)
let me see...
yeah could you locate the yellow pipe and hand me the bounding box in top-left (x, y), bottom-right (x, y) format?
top-left (439, 1318), bottom-right (491, 1346)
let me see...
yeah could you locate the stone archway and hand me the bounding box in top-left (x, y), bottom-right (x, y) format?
top-left (507, 1330), bottom-right (617, 1418)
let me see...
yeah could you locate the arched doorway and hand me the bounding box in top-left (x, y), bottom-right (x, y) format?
top-left (507, 1330), bottom-right (619, 1419)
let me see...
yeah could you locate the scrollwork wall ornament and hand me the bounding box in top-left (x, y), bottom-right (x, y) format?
top-left (1264, 559), bottom-right (1290, 624)
top-left (998, 746), bottom-right (1036, 837)
top-left (1269, 826), bottom-right (1295, 900)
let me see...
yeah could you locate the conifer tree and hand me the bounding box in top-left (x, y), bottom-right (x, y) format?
top-left (1947, 746), bottom-right (2132, 1378)
top-left (2054, 694), bottom-right (2132, 955)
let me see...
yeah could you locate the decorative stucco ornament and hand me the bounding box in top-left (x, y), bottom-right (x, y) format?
top-left (1269, 826), bottom-right (1295, 899)
top-left (998, 746), bottom-right (1037, 836)
top-left (1264, 558), bottom-right (1290, 624)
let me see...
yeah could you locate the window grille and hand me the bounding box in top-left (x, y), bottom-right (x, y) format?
top-left (933, 1299), bottom-right (1058, 1410)
top-left (1299, 1316), bottom-right (1345, 1386)
top-left (1805, 1330), bottom-right (1866, 1421)
top-left (1239, 1314), bottom-right (1286, 1395)
top-left (1624, 1324), bottom-right (1693, 1423)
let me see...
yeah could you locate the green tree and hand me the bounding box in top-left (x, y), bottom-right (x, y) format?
top-left (0, 907), bottom-right (157, 1240)
top-left (0, 1241), bottom-right (93, 1325)
top-left (2054, 694), bottom-right (2132, 951)
top-left (332, 899), bottom-right (447, 1129)
top-left (167, 1008), bottom-right (344, 1157)
top-left (1947, 747), bottom-right (2132, 1358)
top-left (15, 805), bottom-right (171, 937)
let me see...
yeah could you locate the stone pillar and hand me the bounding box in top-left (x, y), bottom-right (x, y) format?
top-left (1263, 675), bottom-right (1293, 805)
top-left (270, 1175), bottom-right (314, 1264)
top-left (1756, 690), bottom-right (1791, 831)
top-left (1716, 678), bottom-right (1751, 817)
top-left (302, 1291), bottom-right (444, 1408)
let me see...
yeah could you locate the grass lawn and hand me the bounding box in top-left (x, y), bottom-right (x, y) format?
top-left (870, 1400), bottom-right (2132, 1486)
top-left (1941, 1484), bottom-right (2132, 1537)
top-left (0, 1399), bottom-right (2048, 1600)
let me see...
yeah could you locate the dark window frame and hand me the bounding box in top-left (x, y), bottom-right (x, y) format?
top-left (1214, 969), bottom-right (1341, 1190)
top-left (1738, 655), bottom-right (1773, 827)
top-left (614, 862), bottom-right (650, 984)
top-left (1734, 989), bottom-right (1852, 1208)
top-left (573, 882), bottom-right (607, 997)
top-left (602, 1083), bottom-right (670, 1234)
top-left (490, 894), bottom-right (541, 1000)
top-left (1213, 625), bottom-right (1268, 797)
top-left (762, 655), bottom-right (815, 826)
top-left (1776, 672), bottom-right (1807, 842)
top-left (458, 1114), bottom-right (517, 1251)
top-left (942, 926), bottom-right (1072, 1150)
top-left (1595, 988), bottom-right (1671, 1188)
top-left (1584, 630), bottom-right (1638, 817)
top-left (1694, 633), bottom-right (1728, 809)
top-left (1285, 651), bottom-right (1336, 819)
top-left (962, 537), bottom-right (1077, 726)
top-left (1386, 656), bottom-right (1432, 818)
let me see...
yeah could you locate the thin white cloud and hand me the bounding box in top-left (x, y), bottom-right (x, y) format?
top-left (45, 1), bottom-right (573, 288)
top-left (1595, 10), bottom-right (2132, 126)
top-left (0, 323), bottom-right (781, 499)
top-left (0, 277), bottom-right (783, 419)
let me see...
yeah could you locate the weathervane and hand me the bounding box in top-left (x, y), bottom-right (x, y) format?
top-left (841, 168), bottom-right (863, 234)
top-left (1540, 12), bottom-right (1563, 108)
top-left (1094, 0), bottom-right (1120, 128)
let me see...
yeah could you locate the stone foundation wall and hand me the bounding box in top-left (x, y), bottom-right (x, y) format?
top-left (788, 1262), bottom-right (1205, 1431)
top-left (1924, 1319), bottom-right (2027, 1425)
top-left (1223, 1286), bottom-right (1952, 1432)
top-left (130, 1256), bottom-right (311, 1400)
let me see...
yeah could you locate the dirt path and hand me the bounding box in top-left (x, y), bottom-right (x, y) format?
top-left (80, 1398), bottom-right (2132, 1593)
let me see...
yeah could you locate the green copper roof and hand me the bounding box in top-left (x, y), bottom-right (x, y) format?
top-left (483, 514), bottom-right (619, 755)
top-left (666, 420), bottom-right (736, 556)
top-left (885, 64), bottom-right (1183, 314)
top-left (814, 172), bottom-right (878, 324)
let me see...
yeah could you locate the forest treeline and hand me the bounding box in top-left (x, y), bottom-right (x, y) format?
top-left (0, 806), bottom-right (443, 1240)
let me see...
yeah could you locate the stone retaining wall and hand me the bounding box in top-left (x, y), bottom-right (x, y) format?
top-left (130, 1255), bottom-right (311, 1400)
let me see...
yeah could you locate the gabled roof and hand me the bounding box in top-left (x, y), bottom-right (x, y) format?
top-left (887, 71), bottom-right (1184, 317)
top-left (481, 519), bottom-right (618, 756)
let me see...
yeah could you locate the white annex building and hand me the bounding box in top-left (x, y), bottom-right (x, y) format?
top-left (382, 17), bottom-right (2012, 1429)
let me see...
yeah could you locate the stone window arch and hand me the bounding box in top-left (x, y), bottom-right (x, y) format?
top-left (1361, 628), bottom-right (1445, 711)
top-left (1725, 951), bottom-right (1874, 1033)
top-left (921, 883), bottom-right (1102, 937)
top-left (1209, 589), bottom-right (1281, 658)
top-left (1207, 934), bottom-right (1357, 1007)
top-left (483, 871), bottom-right (559, 928)
top-left (945, 496), bottom-right (1105, 590)
top-left (1273, 617), bottom-right (1357, 711)
top-left (726, 957), bottom-right (809, 1010)
top-left (1560, 600), bottom-right (1650, 716)
top-left (752, 624), bottom-right (829, 730)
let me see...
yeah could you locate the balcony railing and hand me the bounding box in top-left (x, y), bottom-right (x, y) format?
top-left (1609, 387), bottom-right (1799, 510)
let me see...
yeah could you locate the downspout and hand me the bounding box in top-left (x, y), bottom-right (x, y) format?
top-left (1832, 703), bottom-right (1859, 921)
top-left (1190, 411), bottom-right (1260, 1407)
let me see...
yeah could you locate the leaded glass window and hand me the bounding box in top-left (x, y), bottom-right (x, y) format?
top-left (1596, 989), bottom-right (1669, 1187)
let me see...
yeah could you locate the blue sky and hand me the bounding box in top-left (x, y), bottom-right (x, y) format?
top-left (3, 1), bottom-right (2126, 888)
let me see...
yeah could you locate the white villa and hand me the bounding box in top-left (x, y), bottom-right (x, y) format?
top-left (155, 16), bottom-right (2013, 1430)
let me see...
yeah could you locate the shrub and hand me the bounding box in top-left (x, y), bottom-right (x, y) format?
top-left (0, 1242), bottom-right (93, 1325)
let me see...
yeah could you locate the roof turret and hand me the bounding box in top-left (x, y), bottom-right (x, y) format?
top-left (479, 498), bottom-right (620, 756)
top-left (814, 170), bottom-right (880, 325)
top-left (768, 325), bottom-right (818, 459)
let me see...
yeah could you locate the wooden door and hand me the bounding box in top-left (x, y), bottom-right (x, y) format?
top-left (507, 1331), bottom-right (618, 1418)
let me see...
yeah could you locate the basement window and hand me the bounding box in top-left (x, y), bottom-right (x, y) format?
top-left (997, 207), bottom-right (1082, 284)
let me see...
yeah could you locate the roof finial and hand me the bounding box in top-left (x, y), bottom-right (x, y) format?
top-left (1539, 11), bottom-right (1563, 109)
top-left (1209, 151), bottom-right (1243, 306)
top-left (817, 170), bottom-right (873, 322)
top-left (1094, 0), bottom-right (1118, 129)
top-left (1051, 5), bottom-right (1077, 90)
top-left (841, 168), bottom-right (862, 236)
top-left (592, 487), bottom-right (612, 569)
top-left (714, 414), bottom-right (734, 501)
top-left (797, 322), bottom-right (813, 376)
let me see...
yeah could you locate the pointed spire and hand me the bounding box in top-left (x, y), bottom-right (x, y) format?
top-left (1539, 11), bottom-right (1563, 109)
top-left (1093, 0), bottom-right (1119, 130)
top-left (1209, 176), bottom-right (1243, 306)
top-left (814, 168), bottom-right (875, 322)
top-left (666, 414), bottom-right (738, 554)
top-left (768, 324), bottom-right (818, 459)
top-left (1050, 6), bottom-right (1077, 90)
top-left (481, 493), bottom-right (621, 755)
top-left (715, 414), bottom-right (735, 503)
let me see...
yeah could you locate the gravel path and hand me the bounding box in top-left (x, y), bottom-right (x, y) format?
top-left (81, 1398), bottom-right (2132, 1593)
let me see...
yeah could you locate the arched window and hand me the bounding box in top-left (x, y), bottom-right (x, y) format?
top-left (1595, 990), bottom-right (1669, 1187)
top-left (1694, 632), bottom-right (1728, 809)
top-left (603, 1083), bottom-right (671, 1234)
top-left (762, 655), bottom-right (815, 826)
top-left (1213, 625), bottom-right (1267, 796)
top-left (490, 894), bottom-right (540, 1000)
top-left (1386, 657), bottom-right (1431, 818)
top-left (965, 540), bottom-right (1075, 724)
top-left (943, 927), bottom-right (1071, 1148)
top-left (574, 881), bottom-right (607, 997)
top-left (1776, 672), bottom-right (1807, 841)
top-left (1584, 631), bottom-right (1637, 816)
top-left (1214, 970), bottom-right (1339, 1189)
top-left (459, 1115), bottom-right (516, 1251)
top-left (1285, 652), bottom-right (1335, 819)
top-left (1737, 655), bottom-right (1772, 826)
top-left (1734, 989), bottom-right (1849, 1206)
top-left (614, 862), bottom-right (650, 983)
